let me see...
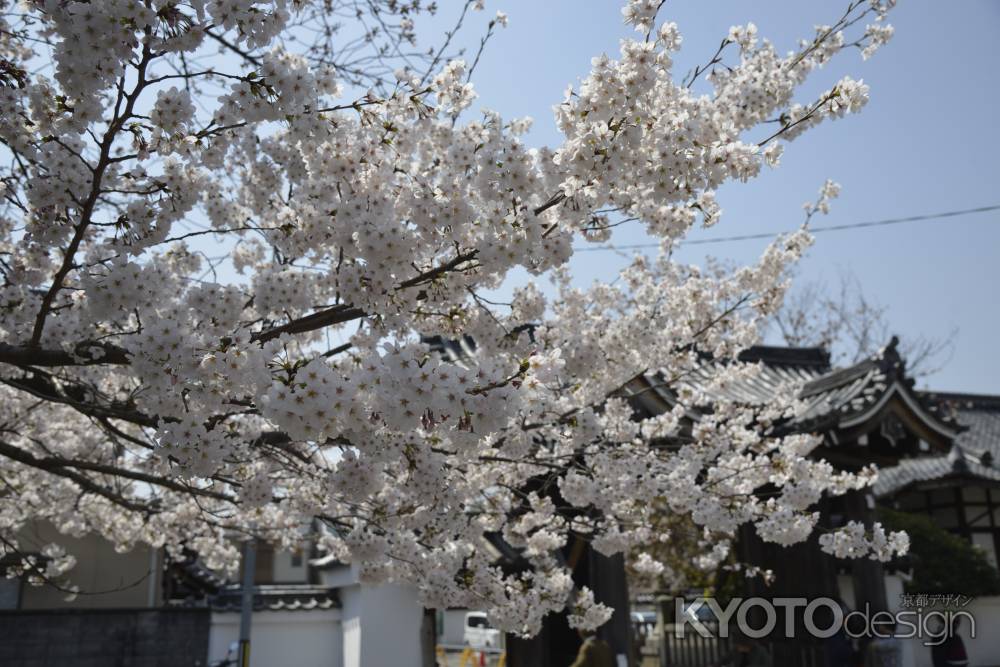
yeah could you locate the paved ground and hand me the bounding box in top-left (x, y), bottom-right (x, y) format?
top-left (437, 646), bottom-right (660, 667)
top-left (437, 646), bottom-right (505, 667)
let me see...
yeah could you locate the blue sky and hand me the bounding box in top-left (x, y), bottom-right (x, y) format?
top-left (413, 0), bottom-right (1000, 394)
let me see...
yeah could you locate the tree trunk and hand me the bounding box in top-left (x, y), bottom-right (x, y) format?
top-left (590, 550), bottom-right (635, 667)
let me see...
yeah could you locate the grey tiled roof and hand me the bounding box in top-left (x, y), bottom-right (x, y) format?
top-left (873, 393), bottom-right (1000, 497)
top-left (428, 334), bottom-right (952, 437)
top-left (674, 350), bottom-right (829, 406)
top-left (873, 445), bottom-right (1000, 497)
top-left (924, 392), bottom-right (1000, 458)
top-left (428, 335), bottom-right (478, 366)
top-left (208, 584), bottom-right (340, 612)
top-left (651, 338), bottom-right (958, 436)
top-left (673, 355), bottom-right (889, 430)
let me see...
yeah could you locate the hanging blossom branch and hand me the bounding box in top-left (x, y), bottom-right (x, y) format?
top-left (0, 0), bottom-right (902, 634)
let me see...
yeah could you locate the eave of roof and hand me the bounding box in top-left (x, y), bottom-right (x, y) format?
top-left (874, 446), bottom-right (1000, 497)
top-left (206, 584), bottom-right (341, 612)
top-left (920, 391), bottom-right (1000, 459)
top-left (646, 338), bottom-right (961, 445)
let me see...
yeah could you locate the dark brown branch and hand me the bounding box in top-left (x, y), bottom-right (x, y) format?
top-left (250, 304), bottom-right (367, 343)
top-left (396, 251), bottom-right (478, 289)
top-left (29, 42), bottom-right (156, 347)
top-left (205, 28), bottom-right (262, 67)
top-left (0, 342), bottom-right (130, 367)
top-left (1, 374), bottom-right (157, 428)
top-left (251, 251), bottom-right (479, 342)
top-left (533, 192), bottom-right (566, 216)
top-left (0, 437), bottom-right (235, 503)
top-left (0, 438), bottom-right (153, 513)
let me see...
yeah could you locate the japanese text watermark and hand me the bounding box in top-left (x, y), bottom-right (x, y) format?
top-left (674, 596), bottom-right (975, 646)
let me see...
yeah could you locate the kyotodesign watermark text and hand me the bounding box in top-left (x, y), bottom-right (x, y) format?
top-left (674, 596), bottom-right (974, 646)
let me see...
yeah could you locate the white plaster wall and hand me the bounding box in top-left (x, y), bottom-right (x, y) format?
top-left (318, 564), bottom-right (424, 667)
top-left (272, 549), bottom-right (309, 583)
top-left (884, 574), bottom-right (919, 667)
top-left (320, 563), bottom-right (359, 589)
top-left (340, 585), bottom-right (362, 667)
top-left (17, 524), bottom-right (160, 609)
top-left (357, 581), bottom-right (424, 666)
top-left (953, 596), bottom-right (1000, 667)
top-left (886, 580), bottom-right (1000, 667)
top-left (440, 608), bottom-right (470, 646)
top-left (209, 609), bottom-right (343, 667)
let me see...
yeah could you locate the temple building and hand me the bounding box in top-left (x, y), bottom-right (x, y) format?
top-left (625, 337), bottom-right (1000, 666)
top-left (435, 335), bottom-right (1000, 666)
top-left (875, 391), bottom-right (1000, 569)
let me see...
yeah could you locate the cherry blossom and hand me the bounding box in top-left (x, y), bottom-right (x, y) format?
top-left (0, 0), bottom-right (902, 635)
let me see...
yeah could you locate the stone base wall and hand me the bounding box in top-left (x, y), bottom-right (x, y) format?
top-left (0, 607), bottom-right (211, 667)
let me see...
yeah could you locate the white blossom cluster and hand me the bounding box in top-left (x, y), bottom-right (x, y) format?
top-left (818, 520), bottom-right (910, 562)
top-left (0, 0), bottom-right (902, 635)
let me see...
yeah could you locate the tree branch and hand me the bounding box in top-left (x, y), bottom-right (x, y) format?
top-left (0, 438), bottom-right (154, 513)
top-left (0, 342), bottom-right (130, 367)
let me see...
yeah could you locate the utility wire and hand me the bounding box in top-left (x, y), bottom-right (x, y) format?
top-left (572, 203), bottom-right (1000, 252)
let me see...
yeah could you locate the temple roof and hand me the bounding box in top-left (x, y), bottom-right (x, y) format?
top-left (206, 584), bottom-right (341, 612)
top-left (874, 393), bottom-right (1000, 497)
top-left (428, 332), bottom-right (991, 484)
top-left (874, 445), bottom-right (1000, 497)
top-left (427, 333), bottom-right (964, 450)
top-left (425, 335), bottom-right (478, 366)
top-left (635, 337), bottom-right (961, 446)
top-left (923, 392), bottom-right (1000, 459)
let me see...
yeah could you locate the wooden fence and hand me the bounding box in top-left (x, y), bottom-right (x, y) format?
top-left (655, 623), bottom-right (824, 667)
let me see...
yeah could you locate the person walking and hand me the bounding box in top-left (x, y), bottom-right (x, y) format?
top-left (569, 628), bottom-right (616, 667)
top-left (931, 616), bottom-right (969, 667)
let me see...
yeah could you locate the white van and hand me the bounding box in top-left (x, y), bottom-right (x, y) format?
top-left (463, 611), bottom-right (501, 649)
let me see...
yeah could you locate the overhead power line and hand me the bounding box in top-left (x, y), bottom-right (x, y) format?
top-left (572, 203), bottom-right (1000, 252)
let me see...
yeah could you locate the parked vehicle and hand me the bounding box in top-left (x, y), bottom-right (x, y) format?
top-left (463, 611), bottom-right (501, 649)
